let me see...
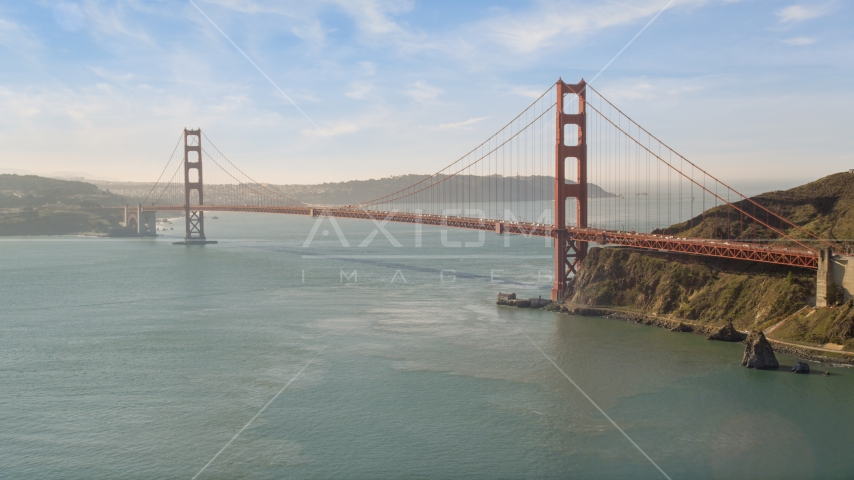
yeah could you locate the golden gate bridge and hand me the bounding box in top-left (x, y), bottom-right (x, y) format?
top-left (124, 79), bottom-right (833, 301)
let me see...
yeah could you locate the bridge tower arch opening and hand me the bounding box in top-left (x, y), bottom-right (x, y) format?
top-left (124, 205), bottom-right (138, 231)
top-left (552, 79), bottom-right (588, 301)
top-left (183, 128), bottom-right (206, 241)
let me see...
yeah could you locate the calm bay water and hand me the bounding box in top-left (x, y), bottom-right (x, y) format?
top-left (2, 212), bottom-right (854, 479)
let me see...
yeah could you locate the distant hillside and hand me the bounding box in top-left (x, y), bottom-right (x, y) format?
top-left (0, 174), bottom-right (127, 209)
top-left (272, 174), bottom-right (615, 205)
top-left (98, 174), bottom-right (615, 206)
top-left (273, 174), bottom-right (432, 205)
top-left (0, 175), bottom-right (126, 235)
top-left (656, 172), bottom-right (854, 248)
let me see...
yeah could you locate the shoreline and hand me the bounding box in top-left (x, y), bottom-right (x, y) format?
top-left (543, 303), bottom-right (854, 367)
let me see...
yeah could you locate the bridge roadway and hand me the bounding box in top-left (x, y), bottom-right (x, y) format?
top-left (140, 204), bottom-right (819, 270)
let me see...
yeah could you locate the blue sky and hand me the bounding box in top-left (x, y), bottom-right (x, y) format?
top-left (0, 0), bottom-right (851, 188)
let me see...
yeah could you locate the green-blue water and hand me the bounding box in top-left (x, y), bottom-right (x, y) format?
top-left (2, 213), bottom-right (853, 479)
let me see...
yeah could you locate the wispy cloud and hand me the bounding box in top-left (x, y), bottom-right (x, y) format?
top-left (301, 122), bottom-right (359, 137)
top-left (290, 19), bottom-right (327, 45)
top-left (508, 85), bottom-right (548, 99)
top-left (78, 1), bottom-right (154, 44)
top-left (200, 0), bottom-right (415, 45)
top-left (346, 81), bottom-right (373, 100)
top-left (188, 0), bottom-right (691, 67)
top-left (1, 0), bottom-right (850, 184)
top-left (436, 117), bottom-right (489, 130)
top-left (0, 17), bottom-right (40, 50)
top-left (52, 3), bottom-right (87, 32)
top-left (406, 80), bottom-right (441, 104)
top-left (777, 4), bottom-right (830, 23)
top-left (333, 0), bottom-right (413, 36)
top-left (89, 66), bottom-right (134, 83)
top-left (473, 0), bottom-right (704, 55)
top-left (359, 61), bottom-right (377, 76)
top-left (294, 92), bottom-right (321, 103)
top-left (594, 76), bottom-right (710, 102)
top-left (0, 78), bottom-right (313, 179)
top-left (782, 36), bottom-right (816, 46)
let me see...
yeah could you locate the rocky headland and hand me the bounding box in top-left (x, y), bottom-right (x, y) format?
top-left (560, 247), bottom-right (813, 328)
top-left (544, 246), bottom-right (854, 365)
top-left (498, 243), bottom-right (854, 366)
top-left (559, 171), bottom-right (854, 366)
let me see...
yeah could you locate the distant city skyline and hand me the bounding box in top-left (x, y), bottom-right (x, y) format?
top-left (0, 1), bottom-right (851, 186)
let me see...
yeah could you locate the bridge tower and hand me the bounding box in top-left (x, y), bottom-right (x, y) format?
top-left (183, 128), bottom-right (206, 241)
top-left (551, 79), bottom-right (588, 301)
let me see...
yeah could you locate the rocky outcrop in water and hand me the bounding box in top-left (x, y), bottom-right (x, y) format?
top-left (792, 361), bottom-right (810, 374)
top-left (742, 331), bottom-right (779, 369)
top-left (708, 322), bottom-right (747, 342)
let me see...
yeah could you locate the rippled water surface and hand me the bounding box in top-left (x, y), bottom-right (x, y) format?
top-left (2, 213), bottom-right (853, 479)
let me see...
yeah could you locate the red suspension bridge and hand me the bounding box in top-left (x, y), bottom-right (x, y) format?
top-left (127, 79), bottom-right (833, 301)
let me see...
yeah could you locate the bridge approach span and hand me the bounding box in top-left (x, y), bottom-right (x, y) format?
top-left (143, 204), bottom-right (819, 270)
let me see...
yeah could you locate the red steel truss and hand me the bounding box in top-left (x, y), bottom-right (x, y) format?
top-left (143, 205), bottom-right (818, 269)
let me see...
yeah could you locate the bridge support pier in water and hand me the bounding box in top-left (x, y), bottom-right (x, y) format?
top-left (552, 79), bottom-right (588, 301)
top-left (137, 205), bottom-right (156, 237)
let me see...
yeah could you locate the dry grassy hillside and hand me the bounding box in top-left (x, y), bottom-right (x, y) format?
top-left (565, 247), bottom-right (814, 331)
top-left (657, 172), bottom-right (854, 248)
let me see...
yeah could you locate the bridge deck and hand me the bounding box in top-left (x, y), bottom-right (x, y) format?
top-left (140, 205), bottom-right (819, 269)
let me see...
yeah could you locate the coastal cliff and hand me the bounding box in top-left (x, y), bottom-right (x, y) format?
top-left (554, 171), bottom-right (854, 363)
top-left (553, 246), bottom-right (854, 363)
top-left (562, 247), bottom-right (813, 332)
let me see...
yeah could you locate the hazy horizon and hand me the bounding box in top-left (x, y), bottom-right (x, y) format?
top-left (0, 166), bottom-right (830, 200)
